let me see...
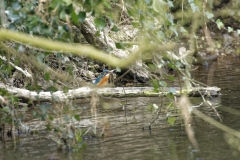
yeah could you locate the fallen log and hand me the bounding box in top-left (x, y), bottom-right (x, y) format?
top-left (0, 82), bottom-right (220, 103)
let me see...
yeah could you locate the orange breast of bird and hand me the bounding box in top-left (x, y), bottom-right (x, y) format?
top-left (96, 74), bottom-right (109, 87)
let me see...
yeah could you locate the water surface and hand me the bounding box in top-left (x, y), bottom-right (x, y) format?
top-left (1, 58), bottom-right (240, 160)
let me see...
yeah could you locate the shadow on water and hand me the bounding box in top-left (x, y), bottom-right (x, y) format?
top-left (2, 58), bottom-right (240, 160)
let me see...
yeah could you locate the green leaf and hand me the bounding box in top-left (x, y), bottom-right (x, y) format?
top-left (189, 2), bottom-right (199, 12)
top-left (63, 115), bottom-right (71, 122)
top-left (145, 0), bottom-right (151, 5)
top-left (46, 86), bottom-right (58, 92)
top-left (75, 130), bottom-right (83, 143)
top-left (170, 26), bottom-right (178, 36)
top-left (95, 30), bottom-right (101, 37)
top-left (12, 2), bottom-right (21, 11)
top-left (111, 25), bottom-right (120, 32)
top-left (152, 0), bottom-right (168, 13)
top-left (167, 0), bottom-right (174, 7)
top-left (204, 12), bottom-right (214, 19)
top-left (60, 10), bottom-right (67, 21)
top-left (63, 0), bottom-right (72, 6)
top-left (159, 81), bottom-right (167, 87)
top-left (94, 18), bottom-right (106, 30)
top-left (167, 62), bottom-right (175, 69)
top-left (79, 12), bottom-right (86, 23)
top-left (39, 104), bottom-right (50, 115)
top-left (228, 27), bottom-right (233, 33)
top-left (70, 10), bottom-right (78, 24)
top-left (237, 29), bottom-right (240, 35)
top-left (216, 19), bottom-right (224, 30)
top-left (115, 67), bottom-right (121, 73)
top-left (167, 93), bottom-right (174, 99)
top-left (180, 26), bottom-right (188, 33)
top-left (49, 115), bottom-right (54, 121)
top-left (2, 106), bottom-right (11, 113)
top-left (74, 114), bottom-right (81, 121)
top-left (151, 80), bottom-right (160, 93)
top-left (131, 21), bottom-right (140, 27)
top-left (116, 42), bottom-right (124, 49)
top-left (44, 72), bottom-right (50, 81)
top-left (167, 117), bottom-right (176, 126)
top-left (148, 64), bottom-right (156, 72)
top-left (37, 54), bottom-right (45, 64)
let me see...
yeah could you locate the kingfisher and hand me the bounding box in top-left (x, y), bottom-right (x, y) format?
top-left (94, 70), bottom-right (115, 87)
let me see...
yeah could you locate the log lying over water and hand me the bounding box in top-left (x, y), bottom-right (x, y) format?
top-left (0, 82), bottom-right (220, 103)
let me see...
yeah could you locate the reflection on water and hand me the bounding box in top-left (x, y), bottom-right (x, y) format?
top-left (2, 58), bottom-right (240, 160)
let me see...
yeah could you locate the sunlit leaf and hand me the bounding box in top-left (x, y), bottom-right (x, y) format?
top-left (18, 45), bottom-right (25, 53)
top-left (115, 67), bottom-right (121, 72)
top-left (153, 103), bottom-right (159, 109)
top-left (216, 19), bottom-right (224, 30)
top-left (63, 0), bottom-right (72, 5)
top-left (228, 27), bottom-right (233, 33)
top-left (167, 0), bottom-right (174, 7)
top-left (180, 26), bottom-right (188, 34)
top-left (189, 1), bottom-right (199, 12)
top-left (152, 0), bottom-right (168, 13)
top-left (159, 80), bottom-right (167, 87)
top-left (145, 0), bottom-right (151, 5)
top-left (204, 12), bottom-right (214, 19)
top-left (167, 117), bottom-right (176, 126)
top-left (237, 29), bottom-right (240, 35)
top-left (60, 10), bottom-right (67, 21)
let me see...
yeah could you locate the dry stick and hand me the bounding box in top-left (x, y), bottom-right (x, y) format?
top-left (0, 29), bottom-right (177, 67)
top-left (114, 69), bottom-right (131, 83)
top-left (191, 80), bottom-right (223, 122)
top-left (149, 88), bottom-right (165, 130)
top-left (0, 29), bottom-right (160, 68)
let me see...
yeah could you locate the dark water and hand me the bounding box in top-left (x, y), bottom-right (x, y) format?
top-left (1, 58), bottom-right (240, 160)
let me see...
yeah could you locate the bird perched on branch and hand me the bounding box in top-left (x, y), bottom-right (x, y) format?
top-left (94, 70), bottom-right (115, 87)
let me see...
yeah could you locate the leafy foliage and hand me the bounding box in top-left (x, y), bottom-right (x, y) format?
top-left (1, 0), bottom-right (240, 151)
